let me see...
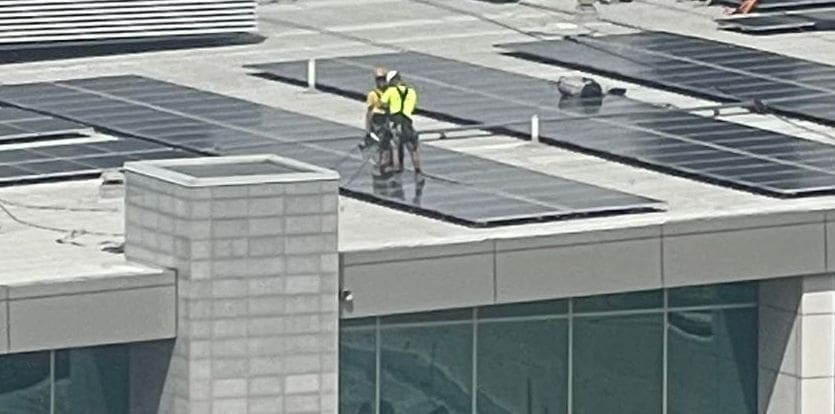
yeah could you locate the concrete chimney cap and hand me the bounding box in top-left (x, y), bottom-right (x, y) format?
top-left (124, 154), bottom-right (340, 187)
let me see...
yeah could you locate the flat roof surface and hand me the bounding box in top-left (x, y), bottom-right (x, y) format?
top-left (4, 0), bottom-right (835, 280)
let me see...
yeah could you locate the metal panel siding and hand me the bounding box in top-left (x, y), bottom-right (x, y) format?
top-left (0, 0), bottom-right (256, 44)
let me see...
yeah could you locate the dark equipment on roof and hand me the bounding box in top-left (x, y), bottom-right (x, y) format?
top-left (557, 77), bottom-right (603, 99)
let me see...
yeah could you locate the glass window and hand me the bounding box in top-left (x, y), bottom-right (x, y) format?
top-left (381, 309), bottom-right (473, 325)
top-left (341, 329), bottom-right (377, 414)
top-left (574, 290), bottom-right (663, 313)
top-left (668, 282), bottom-right (758, 308)
top-left (380, 323), bottom-right (473, 414)
top-left (478, 299), bottom-right (568, 319)
top-left (54, 344), bottom-right (130, 414)
top-left (477, 319), bottom-right (568, 414)
top-left (122, 340), bottom-right (174, 414)
top-left (343, 317), bottom-right (378, 329)
top-left (573, 313), bottom-right (664, 414)
top-left (668, 308), bottom-right (758, 414)
top-left (0, 351), bottom-right (50, 413)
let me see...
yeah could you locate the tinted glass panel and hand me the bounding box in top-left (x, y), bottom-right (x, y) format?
top-left (343, 317), bottom-right (377, 329)
top-left (381, 309), bottom-right (473, 325)
top-left (0, 351), bottom-right (50, 413)
top-left (381, 324), bottom-right (473, 414)
top-left (478, 299), bottom-right (568, 319)
top-left (55, 344), bottom-right (130, 414)
top-left (573, 314), bottom-right (663, 414)
top-left (477, 319), bottom-right (568, 414)
top-left (574, 290), bottom-right (664, 313)
top-left (669, 282), bottom-right (758, 307)
top-left (668, 309), bottom-right (758, 414)
top-left (341, 329), bottom-right (377, 414)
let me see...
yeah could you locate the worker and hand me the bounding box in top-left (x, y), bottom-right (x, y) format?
top-left (365, 67), bottom-right (396, 174)
top-left (381, 70), bottom-right (421, 174)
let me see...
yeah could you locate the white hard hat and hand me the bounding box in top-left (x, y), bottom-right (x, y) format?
top-left (385, 70), bottom-right (399, 83)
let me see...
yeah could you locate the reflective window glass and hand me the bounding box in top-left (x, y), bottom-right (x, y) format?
top-left (341, 329), bottom-right (377, 414)
top-left (573, 313), bottom-right (663, 414)
top-left (477, 319), bottom-right (568, 414)
top-left (668, 308), bottom-right (758, 414)
top-left (54, 344), bottom-right (130, 414)
top-left (382, 309), bottom-right (473, 325)
top-left (669, 282), bottom-right (757, 308)
top-left (479, 299), bottom-right (568, 319)
top-left (380, 323), bottom-right (472, 414)
top-left (343, 317), bottom-right (377, 329)
top-left (574, 290), bottom-right (663, 313)
top-left (0, 351), bottom-right (50, 413)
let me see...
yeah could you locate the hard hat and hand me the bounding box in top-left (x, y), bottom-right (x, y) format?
top-left (373, 67), bottom-right (387, 78)
top-left (385, 70), bottom-right (399, 83)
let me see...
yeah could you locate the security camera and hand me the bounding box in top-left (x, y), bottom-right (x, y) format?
top-left (340, 290), bottom-right (354, 303)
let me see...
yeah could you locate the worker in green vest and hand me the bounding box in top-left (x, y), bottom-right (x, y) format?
top-left (381, 70), bottom-right (421, 174)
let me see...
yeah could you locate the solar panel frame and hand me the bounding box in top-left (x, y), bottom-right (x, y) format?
top-left (0, 103), bottom-right (200, 186)
top-left (713, 0), bottom-right (835, 11)
top-left (501, 33), bottom-right (835, 126)
top-left (719, 15), bottom-right (817, 33)
top-left (248, 52), bottom-right (835, 198)
top-left (0, 75), bottom-right (663, 226)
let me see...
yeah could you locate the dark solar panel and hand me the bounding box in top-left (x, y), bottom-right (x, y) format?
top-left (720, 9), bottom-right (835, 33)
top-left (714, 0), bottom-right (835, 11)
top-left (719, 15), bottom-right (817, 33)
top-left (0, 103), bottom-right (196, 185)
top-left (0, 106), bottom-right (88, 142)
top-left (248, 52), bottom-right (835, 197)
top-left (0, 75), bottom-right (662, 226)
top-left (500, 33), bottom-right (835, 126)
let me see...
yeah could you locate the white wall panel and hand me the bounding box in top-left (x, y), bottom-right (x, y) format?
top-left (0, 0), bottom-right (256, 44)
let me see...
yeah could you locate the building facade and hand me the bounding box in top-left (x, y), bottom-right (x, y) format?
top-left (0, 154), bottom-right (832, 413)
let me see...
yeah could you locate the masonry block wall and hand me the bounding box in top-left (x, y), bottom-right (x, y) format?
top-left (759, 275), bottom-right (835, 414)
top-left (124, 157), bottom-right (340, 414)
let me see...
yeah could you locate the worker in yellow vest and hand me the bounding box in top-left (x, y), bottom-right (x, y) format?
top-left (365, 67), bottom-right (395, 174)
top-left (381, 70), bottom-right (421, 174)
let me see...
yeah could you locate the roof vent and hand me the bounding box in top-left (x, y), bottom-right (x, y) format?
top-left (99, 169), bottom-right (125, 199)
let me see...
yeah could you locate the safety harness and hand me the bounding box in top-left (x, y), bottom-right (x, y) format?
top-left (391, 86), bottom-right (412, 117)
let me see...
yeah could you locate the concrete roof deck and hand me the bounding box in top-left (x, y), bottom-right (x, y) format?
top-left (3, 0), bottom-right (835, 282)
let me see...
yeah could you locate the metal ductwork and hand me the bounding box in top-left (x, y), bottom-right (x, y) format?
top-left (0, 0), bottom-right (257, 45)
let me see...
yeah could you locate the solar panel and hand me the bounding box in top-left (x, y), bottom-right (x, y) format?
top-left (713, 0), bottom-right (835, 11)
top-left (500, 33), bottom-right (835, 126)
top-left (0, 106), bottom-right (89, 142)
top-left (0, 75), bottom-right (662, 226)
top-left (720, 9), bottom-right (835, 33)
top-left (0, 137), bottom-right (196, 186)
top-left (0, 103), bottom-right (195, 185)
top-left (248, 52), bottom-right (835, 197)
top-left (719, 14), bottom-right (816, 33)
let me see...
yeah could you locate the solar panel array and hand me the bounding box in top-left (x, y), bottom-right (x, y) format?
top-left (0, 105), bottom-right (193, 186)
top-left (500, 32), bottom-right (835, 127)
top-left (719, 9), bottom-right (835, 33)
top-left (249, 52), bottom-right (835, 198)
top-left (0, 75), bottom-right (661, 226)
top-left (714, 0), bottom-right (835, 11)
top-left (0, 107), bottom-right (88, 142)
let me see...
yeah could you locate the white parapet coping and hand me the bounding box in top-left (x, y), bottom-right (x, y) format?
top-left (0, 265), bottom-right (176, 354)
top-left (341, 208), bottom-right (835, 318)
top-left (123, 154), bottom-right (340, 188)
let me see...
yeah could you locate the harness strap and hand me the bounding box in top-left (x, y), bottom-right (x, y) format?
top-left (392, 86), bottom-right (411, 116)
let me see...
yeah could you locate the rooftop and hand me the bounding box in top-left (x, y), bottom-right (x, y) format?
top-left (3, 0), bottom-right (835, 281)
